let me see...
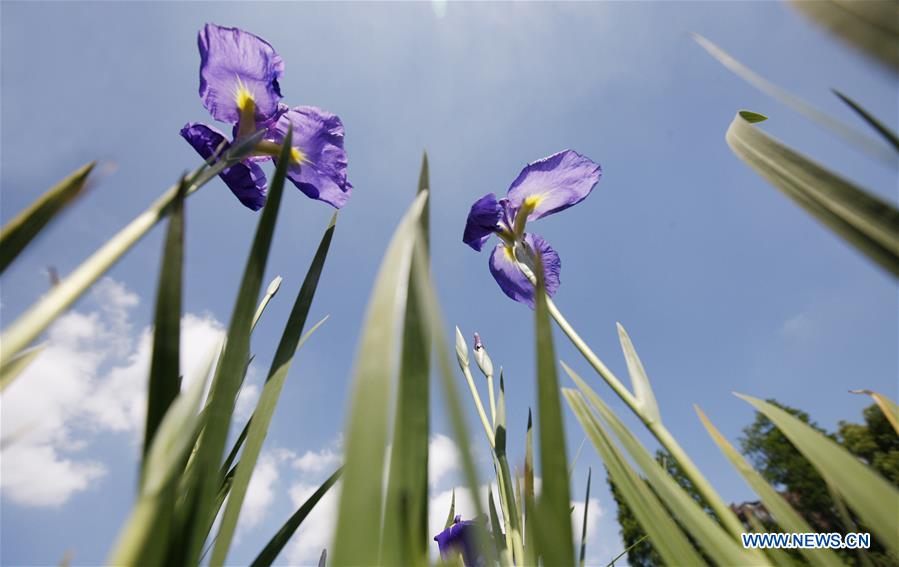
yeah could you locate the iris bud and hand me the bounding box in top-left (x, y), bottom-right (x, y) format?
top-left (472, 332), bottom-right (494, 378)
top-left (455, 326), bottom-right (469, 369)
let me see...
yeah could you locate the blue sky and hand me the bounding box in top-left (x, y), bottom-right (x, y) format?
top-left (1, 1), bottom-right (896, 565)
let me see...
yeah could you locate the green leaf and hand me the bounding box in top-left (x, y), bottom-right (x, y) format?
top-left (0, 143), bottom-right (235, 371)
top-left (0, 343), bottom-right (45, 392)
top-left (332, 191), bottom-right (428, 566)
top-left (533, 258), bottom-right (574, 566)
top-left (177, 133), bottom-right (293, 566)
top-left (565, 366), bottom-right (764, 565)
top-left (695, 405), bottom-right (843, 567)
top-left (726, 110), bottom-right (899, 278)
top-left (563, 389), bottom-right (704, 565)
top-left (744, 513), bottom-right (802, 567)
top-left (0, 162), bottom-right (95, 274)
top-left (382, 152), bottom-right (431, 565)
top-left (524, 408), bottom-right (536, 553)
top-left (849, 389), bottom-right (899, 435)
top-left (833, 89), bottom-right (899, 153)
top-left (578, 468), bottom-right (591, 567)
top-left (408, 231), bottom-right (488, 556)
top-left (444, 488), bottom-right (456, 530)
top-left (605, 534), bottom-right (648, 567)
top-left (107, 337), bottom-right (221, 566)
top-left (738, 393), bottom-right (899, 557)
top-left (616, 323), bottom-right (661, 425)
top-left (789, 0), bottom-right (899, 74)
top-left (252, 275), bottom-right (283, 331)
top-left (249, 467), bottom-right (342, 567)
top-left (488, 489), bottom-right (506, 559)
top-left (211, 214), bottom-right (338, 565)
top-left (143, 177), bottom-right (187, 459)
top-left (691, 34), bottom-right (894, 164)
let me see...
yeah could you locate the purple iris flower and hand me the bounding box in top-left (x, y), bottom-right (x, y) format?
top-left (180, 123), bottom-right (267, 210)
top-left (266, 106), bottom-right (353, 209)
top-left (181, 23), bottom-right (351, 210)
top-left (434, 515), bottom-right (484, 567)
top-left (463, 150), bottom-right (602, 308)
top-left (198, 23), bottom-right (284, 126)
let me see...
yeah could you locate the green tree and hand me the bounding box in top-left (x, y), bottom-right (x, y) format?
top-left (739, 400), bottom-right (841, 532)
top-left (838, 404), bottom-right (899, 485)
top-left (607, 401), bottom-right (899, 566)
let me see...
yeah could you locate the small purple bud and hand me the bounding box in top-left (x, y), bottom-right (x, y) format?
top-left (473, 332), bottom-right (483, 351)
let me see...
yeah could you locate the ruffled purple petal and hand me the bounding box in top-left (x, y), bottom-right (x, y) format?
top-left (198, 23), bottom-right (284, 124)
top-left (506, 150), bottom-right (601, 221)
top-left (180, 122), bottom-right (267, 211)
top-left (463, 193), bottom-right (502, 251)
top-left (488, 233), bottom-right (560, 309)
top-left (268, 106), bottom-right (352, 208)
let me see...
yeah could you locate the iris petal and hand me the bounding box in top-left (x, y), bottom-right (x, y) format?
top-left (506, 149), bottom-right (601, 221)
top-left (463, 193), bottom-right (502, 251)
top-left (198, 23), bottom-right (285, 125)
top-left (268, 106), bottom-right (352, 209)
top-left (488, 233), bottom-right (561, 309)
top-left (180, 122), bottom-right (267, 211)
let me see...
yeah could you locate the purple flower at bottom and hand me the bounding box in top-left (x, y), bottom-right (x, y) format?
top-left (180, 123), bottom-right (267, 211)
top-left (434, 515), bottom-right (484, 567)
top-left (462, 150), bottom-right (601, 308)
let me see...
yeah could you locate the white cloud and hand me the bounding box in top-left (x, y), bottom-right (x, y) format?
top-left (0, 443), bottom-right (106, 507)
top-left (292, 446), bottom-right (342, 476)
top-left (240, 451), bottom-right (282, 531)
top-left (779, 312), bottom-right (815, 342)
top-left (0, 277), bottom-right (224, 508)
top-left (235, 383), bottom-right (260, 422)
top-left (429, 433), bottom-right (460, 487)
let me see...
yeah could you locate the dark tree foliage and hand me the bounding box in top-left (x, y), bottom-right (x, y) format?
top-left (838, 404), bottom-right (899, 485)
top-left (607, 401), bottom-right (899, 567)
top-left (607, 451), bottom-right (709, 566)
top-left (739, 400), bottom-right (841, 532)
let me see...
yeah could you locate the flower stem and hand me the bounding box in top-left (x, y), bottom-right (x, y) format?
top-left (486, 373), bottom-right (497, 428)
top-left (462, 363), bottom-right (495, 448)
top-left (0, 159), bottom-right (228, 370)
top-left (545, 297), bottom-right (746, 539)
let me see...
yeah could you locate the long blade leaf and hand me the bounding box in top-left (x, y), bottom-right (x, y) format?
top-left (832, 89), bottom-right (899, 153)
top-left (692, 34), bottom-right (894, 165)
top-left (331, 191), bottom-right (428, 566)
top-left (616, 323), bottom-right (661, 425)
top-left (0, 162), bottom-right (95, 274)
top-left (695, 405), bottom-right (843, 567)
top-left (789, 0), bottom-right (899, 74)
top-left (726, 110), bottom-right (899, 278)
top-left (249, 467), bottom-right (343, 567)
top-left (178, 133), bottom-right (292, 566)
top-left (578, 468), bottom-right (591, 567)
top-left (533, 258), bottom-right (573, 566)
top-left (849, 389), bottom-right (899, 435)
top-left (566, 365), bottom-right (764, 565)
top-left (563, 389), bottom-right (704, 565)
top-left (738, 393), bottom-right (899, 557)
top-left (0, 138), bottom-right (243, 370)
top-left (143, 177), bottom-right (187, 458)
top-left (382, 152), bottom-right (431, 565)
top-left (211, 214), bottom-right (338, 565)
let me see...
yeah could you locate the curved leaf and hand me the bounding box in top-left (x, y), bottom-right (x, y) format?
top-left (726, 111), bottom-right (899, 278)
